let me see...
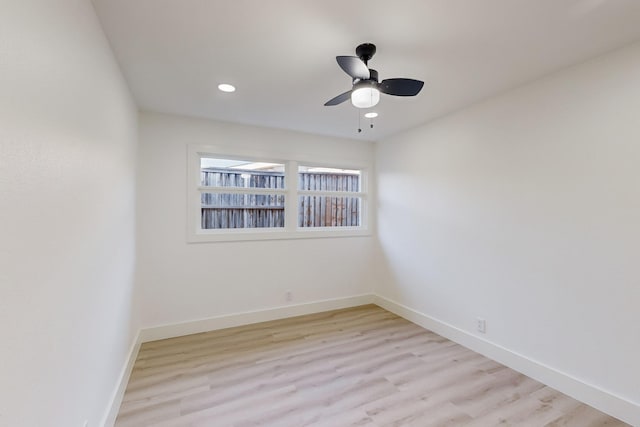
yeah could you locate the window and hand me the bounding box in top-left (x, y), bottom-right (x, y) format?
top-left (200, 158), bottom-right (286, 229)
top-left (188, 146), bottom-right (369, 242)
top-left (298, 166), bottom-right (362, 228)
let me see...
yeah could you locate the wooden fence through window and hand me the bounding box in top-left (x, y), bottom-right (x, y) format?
top-left (200, 169), bottom-right (360, 229)
top-left (298, 172), bottom-right (360, 228)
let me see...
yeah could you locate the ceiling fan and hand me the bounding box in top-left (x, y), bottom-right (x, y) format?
top-left (324, 43), bottom-right (424, 109)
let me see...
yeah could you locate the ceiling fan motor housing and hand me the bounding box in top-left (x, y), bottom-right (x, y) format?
top-left (356, 43), bottom-right (376, 64)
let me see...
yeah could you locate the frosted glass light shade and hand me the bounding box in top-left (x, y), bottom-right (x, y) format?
top-left (351, 87), bottom-right (380, 108)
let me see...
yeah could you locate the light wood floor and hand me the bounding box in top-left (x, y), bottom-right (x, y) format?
top-left (116, 305), bottom-right (628, 427)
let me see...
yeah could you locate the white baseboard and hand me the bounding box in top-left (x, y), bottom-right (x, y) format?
top-left (139, 294), bottom-right (375, 343)
top-left (100, 330), bottom-right (142, 427)
top-left (372, 294), bottom-right (640, 426)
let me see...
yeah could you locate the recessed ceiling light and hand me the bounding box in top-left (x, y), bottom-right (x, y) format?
top-left (218, 83), bottom-right (236, 93)
top-left (364, 112), bottom-right (378, 118)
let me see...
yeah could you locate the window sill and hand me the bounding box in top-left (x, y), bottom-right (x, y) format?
top-left (187, 227), bottom-right (371, 243)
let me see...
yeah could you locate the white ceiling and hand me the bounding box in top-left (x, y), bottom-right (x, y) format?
top-left (93, 0), bottom-right (640, 141)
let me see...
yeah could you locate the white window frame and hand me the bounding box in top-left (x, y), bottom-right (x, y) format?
top-left (187, 145), bottom-right (370, 242)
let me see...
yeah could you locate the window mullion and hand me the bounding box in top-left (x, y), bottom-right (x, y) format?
top-left (297, 190), bottom-right (366, 198)
top-left (284, 160), bottom-right (298, 231)
top-left (197, 186), bottom-right (287, 195)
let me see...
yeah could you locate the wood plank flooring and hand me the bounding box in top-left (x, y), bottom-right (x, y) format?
top-left (115, 305), bottom-right (629, 427)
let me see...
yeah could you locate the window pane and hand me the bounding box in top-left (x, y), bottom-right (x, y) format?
top-left (201, 158), bottom-right (285, 189)
top-left (201, 193), bottom-right (285, 229)
top-left (298, 166), bottom-right (361, 192)
top-left (298, 196), bottom-right (360, 227)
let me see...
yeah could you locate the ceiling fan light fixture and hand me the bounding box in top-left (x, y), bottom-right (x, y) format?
top-left (351, 87), bottom-right (380, 108)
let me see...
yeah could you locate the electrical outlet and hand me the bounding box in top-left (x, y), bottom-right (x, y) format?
top-left (476, 317), bottom-right (486, 334)
top-left (285, 291), bottom-right (293, 302)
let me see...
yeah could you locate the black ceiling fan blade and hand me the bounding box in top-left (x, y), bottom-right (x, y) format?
top-left (379, 78), bottom-right (424, 96)
top-left (324, 90), bottom-right (352, 106)
top-left (336, 56), bottom-right (370, 80)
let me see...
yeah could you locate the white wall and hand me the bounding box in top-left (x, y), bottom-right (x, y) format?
top-left (0, 1), bottom-right (138, 426)
top-left (376, 42), bottom-right (640, 422)
top-left (137, 112), bottom-right (375, 329)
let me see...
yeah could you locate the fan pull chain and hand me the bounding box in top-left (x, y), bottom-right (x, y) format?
top-left (357, 111), bottom-right (376, 133)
